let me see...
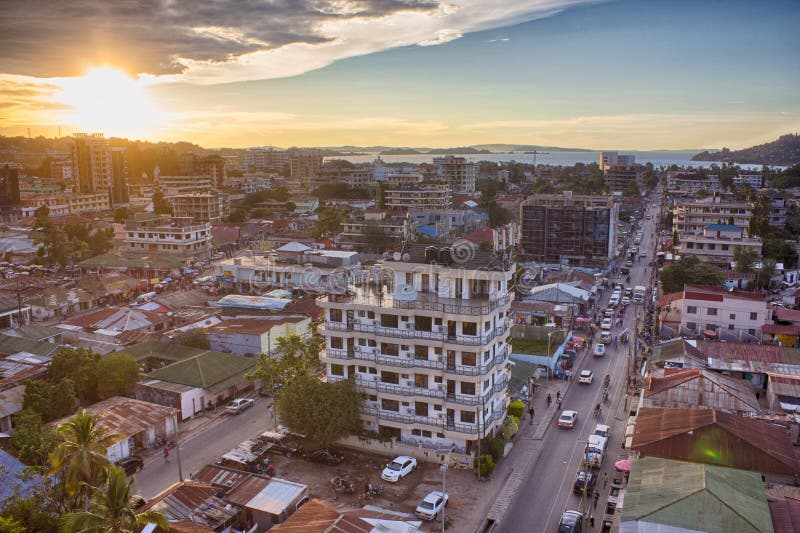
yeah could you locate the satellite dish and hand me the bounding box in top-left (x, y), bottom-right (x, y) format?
top-left (402, 253), bottom-right (411, 262)
top-left (392, 252), bottom-right (402, 261)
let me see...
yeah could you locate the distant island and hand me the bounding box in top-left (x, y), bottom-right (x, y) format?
top-left (378, 147), bottom-right (492, 155)
top-left (692, 134), bottom-right (800, 166)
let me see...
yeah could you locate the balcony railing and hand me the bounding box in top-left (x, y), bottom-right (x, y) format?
top-left (324, 321), bottom-right (509, 346)
top-left (322, 292), bottom-right (512, 316)
top-left (325, 345), bottom-right (511, 376)
top-left (360, 404), bottom-right (507, 436)
top-left (331, 375), bottom-right (508, 406)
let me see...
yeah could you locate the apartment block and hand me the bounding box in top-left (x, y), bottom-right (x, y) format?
top-left (676, 224), bottom-right (762, 267)
top-left (319, 161), bottom-right (375, 187)
top-left (374, 158), bottom-right (423, 185)
top-left (64, 192), bottom-right (110, 214)
top-left (180, 153), bottom-right (227, 188)
top-left (338, 210), bottom-right (412, 248)
top-left (125, 214), bottom-right (212, 257)
top-left (320, 232), bottom-right (517, 450)
top-left (110, 147), bottom-right (129, 205)
top-left (734, 173), bottom-right (763, 189)
top-left (171, 191), bottom-right (230, 223)
top-left (672, 196), bottom-right (754, 237)
top-left (763, 189), bottom-right (787, 228)
top-left (679, 285), bottom-right (770, 342)
top-left (599, 152), bottom-right (638, 192)
top-left (72, 133), bottom-right (111, 195)
top-left (244, 147), bottom-right (289, 171)
top-left (155, 175), bottom-right (214, 195)
top-left (520, 192), bottom-right (618, 268)
top-left (384, 186), bottom-right (452, 210)
top-left (289, 148), bottom-right (323, 179)
top-left (666, 172), bottom-right (721, 194)
top-left (434, 155), bottom-right (477, 193)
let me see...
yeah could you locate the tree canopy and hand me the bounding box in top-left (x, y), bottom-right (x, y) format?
top-left (96, 353), bottom-right (140, 400)
top-left (659, 255), bottom-right (724, 294)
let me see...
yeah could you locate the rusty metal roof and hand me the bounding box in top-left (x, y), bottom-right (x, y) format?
top-left (194, 464), bottom-right (251, 490)
top-left (50, 396), bottom-right (173, 440)
top-left (632, 407), bottom-right (800, 475)
top-left (769, 375), bottom-right (800, 398)
top-left (769, 497), bottom-right (800, 533)
top-left (271, 499), bottom-right (341, 533)
top-left (643, 367), bottom-right (760, 413)
top-left (222, 475), bottom-right (271, 507)
top-left (138, 481), bottom-right (239, 529)
top-left (273, 498), bottom-right (422, 533)
top-left (699, 341), bottom-right (785, 363)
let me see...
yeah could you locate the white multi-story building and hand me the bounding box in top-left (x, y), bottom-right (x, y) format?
top-left (666, 172), bottom-right (721, 194)
top-left (244, 147), bottom-right (289, 171)
top-left (734, 173), bottom-right (763, 189)
top-left (679, 285), bottom-right (771, 342)
top-left (124, 215), bottom-right (212, 257)
top-left (672, 196), bottom-right (754, 237)
top-left (171, 191), bottom-right (230, 223)
top-left (434, 156), bottom-right (477, 193)
top-left (676, 224), bottom-right (762, 267)
top-left (374, 158), bottom-right (424, 185)
top-left (320, 228), bottom-right (518, 451)
top-left (156, 175), bottom-right (214, 195)
top-left (385, 186), bottom-right (452, 210)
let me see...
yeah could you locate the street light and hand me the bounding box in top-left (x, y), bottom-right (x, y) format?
top-left (440, 463), bottom-right (448, 533)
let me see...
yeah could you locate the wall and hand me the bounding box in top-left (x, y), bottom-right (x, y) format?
top-left (338, 435), bottom-right (473, 470)
top-left (180, 388), bottom-right (207, 420)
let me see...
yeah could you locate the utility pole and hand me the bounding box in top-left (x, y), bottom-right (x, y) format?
top-left (171, 408), bottom-right (183, 482)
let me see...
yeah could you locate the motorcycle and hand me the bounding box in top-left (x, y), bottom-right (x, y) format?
top-left (331, 476), bottom-right (354, 494)
top-left (365, 483), bottom-right (384, 500)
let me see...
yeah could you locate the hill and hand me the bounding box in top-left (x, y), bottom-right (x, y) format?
top-left (692, 134), bottom-right (800, 166)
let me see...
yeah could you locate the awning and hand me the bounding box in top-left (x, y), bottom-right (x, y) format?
top-left (703, 329), bottom-right (718, 338)
top-left (576, 317), bottom-right (592, 323)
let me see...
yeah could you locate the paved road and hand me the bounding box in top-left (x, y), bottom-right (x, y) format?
top-left (497, 191), bottom-right (662, 532)
top-left (133, 396), bottom-right (274, 499)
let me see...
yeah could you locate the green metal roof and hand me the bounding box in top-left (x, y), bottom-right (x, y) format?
top-left (0, 333), bottom-right (61, 357)
top-left (145, 350), bottom-right (256, 393)
top-left (116, 341), bottom-right (209, 364)
top-left (622, 457), bottom-right (774, 533)
top-left (79, 252), bottom-right (186, 269)
top-left (3, 325), bottom-right (62, 342)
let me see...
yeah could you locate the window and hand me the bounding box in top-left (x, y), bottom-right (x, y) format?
top-left (421, 430), bottom-right (432, 438)
top-left (729, 313), bottom-right (736, 320)
top-left (414, 374), bottom-right (428, 388)
top-left (381, 399), bottom-right (399, 412)
top-left (380, 314), bottom-right (398, 328)
top-left (687, 306), bottom-right (697, 314)
top-left (381, 343), bottom-right (399, 356)
top-left (707, 244), bottom-right (715, 250)
top-left (414, 345), bottom-right (428, 360)
top-left (707, 308), bottom-right (717, 316)
top-left (329, 308), bottom-right (342, 322)
top-left (461, 352), bottom-right (477, 366)
top-left (686, 322), bottom-right (697, 331)
top-left (462, 322), bottom-right (477, 336)
top-left (415, 402), bottom-right (428, 416)
top-left (330, 364), bottom-right (344, 376)
top-left (705, 324), bottom-right (716, 331)
top-left (358, 365), bottom-right (367, 373)
top-left (686, 242), bottom-right (694, 249)
top-left (749, 312), bottom-right (758, 320)
top-left (433, 404), bottom-right (442, 411)
top-left (728, 324), bottom-right (735, 330)
top-left (380, 371), bottom-right (399, 385)
top-left (721, 244), bottom-right (729, 251)
top-left (460, 411), bottom-right (475, 424)
top-left (330, 337), bottom-right (343, 349)
top-left (461, 382), bottom-right (476, 395)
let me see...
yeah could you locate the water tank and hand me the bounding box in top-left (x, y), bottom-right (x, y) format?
top-left (437, 247), bottom-right (452, 265)
top-left (424, 246), bottom-right (437, 264)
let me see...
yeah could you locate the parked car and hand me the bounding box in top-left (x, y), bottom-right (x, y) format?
top-left (226, 398), bottom-right (255, 414)
top-left (573, 470), bottom-right (594, 495)
top-left (116, 455), bottom-right (144, 476)
top-left (303, 449), bottom-right (344, 465)
top-left (600, 318), bottom-right (612, 330)
top-left (600, 331), bottom-right (612, 343)
top-left (558, 410), bottom-right (578, 429)
top-left (381, 455), bottom-right (417, 482)
top-left (593, 343), bottom-right (605, 357)
top-left (415, 491), bottom-right (448, 520)
top-left (559, 510), bottom-right (583, 532)
top-left (578, 370), bottom-right (594, 384)
top-left (258, 430), bottom-right (304, 457)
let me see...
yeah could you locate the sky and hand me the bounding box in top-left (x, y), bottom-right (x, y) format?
top-left (0, 0), bottom-right (798, 149)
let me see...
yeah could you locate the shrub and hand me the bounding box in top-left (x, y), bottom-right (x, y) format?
top-left (474, 454), bottom-right (496, 478)
top-left (503, 415), bottom-right (519, 441)
top-left (489, 437), bottom-right (505, 462)
top-left (507, 399), bottom-right (525, 419)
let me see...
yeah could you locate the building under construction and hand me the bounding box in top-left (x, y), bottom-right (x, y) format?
top-left (519, 192), bottom-right (618, 268)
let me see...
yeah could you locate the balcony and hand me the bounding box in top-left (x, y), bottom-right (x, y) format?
top-left (325, 345), bottom-right (509, 376)
top-left (331, 375), bottom-right (507, 406)
top-left (360, 406), bottom-right (443, 427)
top-left (321, 286), bottom-right (512, 316)
top-left (324, 321), bottom-right (509, 346)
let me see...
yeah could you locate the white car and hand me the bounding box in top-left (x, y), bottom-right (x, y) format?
top-left (558, 410), bottom-right (578, 429)
top-left (415, 491), bottom-right (448, 520)
top-left (578, 370), bottom-right (594, 384)
top-left (225, 398), bottom-right (255, 414)
top-left (621, 296), bottom-right (631, 305)
top-left (593, 343), bottom-right (606, 357)
top-left (381, 456), bottom-right (417, 482)
top-left (601, 318), bottom-right (613, 330)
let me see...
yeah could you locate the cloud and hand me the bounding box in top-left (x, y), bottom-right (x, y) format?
top-left (487, 37), bottom-right (511, 42)
top-left (0, 1), bottom-right (598, 84)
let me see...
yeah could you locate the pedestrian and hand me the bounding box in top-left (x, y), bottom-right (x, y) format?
top-left (755, 390), bottom-right (761, 400)
top-left (528, 406), bottom-right (535, 424)
top-left (593, 491), bottom-right (599, 508)
top-left (589, 515), bottom-right (595, 528)
top-left (603, 472), bottom-right (608, 487)
top-left (268, 404), bottom-right (274, 421)
top-left (557, 398), bottom-right (562, 410)
top-left (163, 447), bottom-right (170, 463)
top-left (556, 390), bottom-right (561, 401)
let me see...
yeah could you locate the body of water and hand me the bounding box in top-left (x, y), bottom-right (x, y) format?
top-left (326, 150), bottom-right (769, 171)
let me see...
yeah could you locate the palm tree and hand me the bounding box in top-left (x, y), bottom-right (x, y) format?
top-left (61, 466), bottom-right (168, 533)
top-left (50, 409), bottom-right (119, 506)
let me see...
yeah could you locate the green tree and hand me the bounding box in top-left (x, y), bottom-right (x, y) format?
top-left (229, 208), bottom-right (248, 222)
top-left (113, 207), bottom-right (130, 223)
top-left (22, 379), bottom-right (77, 422)
top-left (311, 206), bottom-right (346, 239)
top-left (275, 374), bottom-right (362, 446)
top-left (732, 246), bottom-right (759, 273)
top-left (50, 410), bottom-right (118, 505)
top-left (87, 227), bottom-right (115, 257)
top-left (659, 255), bottom-right (724, 293)
top-left (360, 222), bottom-right (390, 251)
top-left (96, 353), bottom-right (139, 400)
top-left (152, 191), bottom-right (173, 215)
top-left (50, 348), bottom-right (100, 404)
top-left (622, 181), bottom-right (640, 198)
top-left (171, 329), bottom-right (210, 349)
top-left (756, 259), bottom-right (778, 290)
top-left (0, 517), bottom-right (24, 533)
top-left (763, 237), bottom-right (799, 268)
top-left (9, 409), bottom-right (60, 470)
top-left (302, 322), bottom-right (324, 370)
top-left (60, 466), bottom-right (169, 533)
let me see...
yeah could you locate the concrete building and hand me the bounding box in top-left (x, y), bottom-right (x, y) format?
top-left (124, 214), bottom-right (212, 258)
top-left (319, 161), bottom-right (375, 187)
top-left (180, 153), bottom-right (227, 187)
top-left (244, 147), bottom-right (289, 171)
top-left (206, 315), bottom-right (311, 356)
top-left (155, 174), bottom-right (214, 195)
top-left (408, 207), bottom-right (488, 238)
top-left (679, 284), bottom-right (770, 341)
top-left (319, 227), bottom-right (518, 451)
top-left (109, 147), bottom-right (129, 205)
top-left (72, 133), bottom-right (110, 195)
top-left (172, 191), bottom-right (230, 223)
top-left (677, 224), bottom-right (763, 266)
top-left (666, 172), bottom-right (721, 194)
top-left (763, 188), bottom-right (788, 228)
top-left (520, 192), bottom-right (619, 268)
top-left (734, 172), bottom-right (764, 189)
top-left (600, 151), bottom-right (637, 192)
top-left (384, 185), bottom-right (452, 210)
top-left (374, 158), bottom-right (423, 185)
top-left (338, 210), bottom-right (413, 248)
top-left (434, 155), bottom-right (477, 192)
top-left (64, 192), bottom-right (110, 214)
top-left (0, 164), bottom-right (21, 222)
top-left (288, 148), bottom-right (323, 179)
top-left (672, 196), bottom-right (754, 237)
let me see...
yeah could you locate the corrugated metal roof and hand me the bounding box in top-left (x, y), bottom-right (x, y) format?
top-left (0, 384), bottom-right (25, 418)
top-left (272, 499), bottom-right (340, 533)
top-left (622, 457), bottom-right (773, 533)
top-left (632, 407), bottom-right (800, 475)
top-left (643, 367), bottom-right (760, 413)
top-left (1, 324), bottom-right (62, 341)
top-left (273, 499), bottom-right (423, 533)
top-left (0, 449), bottom-right (41, 506)
top-left (146, 350), bottom-right (256, 392)
top-left (242, 477), bottom-right (307, 515)
top-left (0, 333), bottom-right (60, 357)
top-left (0, 359), bottom-right (48, 388)
top-left (139, 481), bottom-right (239, 528)
top-left (770, 375), bottom-right (800, 398)
top-left (50, 396), bottom-right (173, 440)
top-left (699, 341), bottom-right (785, 363)
top-left (769, 497), bottom-right (800, 533)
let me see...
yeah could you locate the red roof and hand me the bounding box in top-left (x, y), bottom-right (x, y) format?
top-left (762, 324), bottom-right (800, 335)
top-left (773, 306), bottom-right (800, 324)
top-left (658, 292), bottom-right (682, 307)
top-left (684, 284), bottom-right (765, 302)
top-left (700, 341), bottom-right (785, 363)
top-left (769, 497), bottom-right (800, 533)
top-left (462, 227), bottom-right (493, 244)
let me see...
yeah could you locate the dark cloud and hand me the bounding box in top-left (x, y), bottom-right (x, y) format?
top-left (0, 0), bottom-right (438, 77)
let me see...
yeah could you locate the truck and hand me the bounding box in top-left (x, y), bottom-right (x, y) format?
top-left (584, 434), bottom-right (608, 469)
top-left (633, 285), bottom-right (647, 304)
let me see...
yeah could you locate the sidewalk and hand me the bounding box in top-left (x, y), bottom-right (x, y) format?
top-left (139, 406), bottom-right (233, 466)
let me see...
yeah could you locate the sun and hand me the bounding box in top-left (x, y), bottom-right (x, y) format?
top-left (57, 67), bottom-right (162, 138)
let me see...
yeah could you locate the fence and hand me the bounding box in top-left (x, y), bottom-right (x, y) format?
top-left (337, 435), bottom-right (473, 470)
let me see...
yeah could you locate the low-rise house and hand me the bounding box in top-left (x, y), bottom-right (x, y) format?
top-left (206, 315), bottom-right (311, 356)
top-left (511, 300), bottom-right (574, 327)
top-left (27, 286), bottom-right (98, 320)
top-left (51, 396), bottom-right (176, 461)
top-left (273, 498), bottom-right (423, 533)
top-left (0, 357), bottom-right (48, 433)
top-left (0, 293), bottom-right (31, 329)
top-left (60, 306), bottom-right (170, 335)
top-left (1, 324), bottom-right (64, 344)
top-left (631, 407), bottom-right (800, 481)
top-left (677, 224), bottom-right (763, 266)
top-left (678, 284), bottom-right (770, 341)
top-left (137, 481), bottom-right (242, 532)
top-left (523, 282), bottom-right (592, 309)
top-left (622, 457), bottom-right (774, 533)
top-left (641, 367), bottom-right (760, 414)
top-left (0, 450), bottom-right (42, 510)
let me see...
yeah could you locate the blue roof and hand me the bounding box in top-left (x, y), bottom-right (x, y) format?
top-left (417, 225), bottom-right (438, 237)
top-left (705, 224), bottom-right (741, 231)
top-left (216, 294), bottom-right (290, 310)
top-left (0, 449), bottom-right (41, 507)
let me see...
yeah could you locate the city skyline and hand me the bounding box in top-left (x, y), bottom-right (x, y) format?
top-left (1, 0), bottom-right (798, 149)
